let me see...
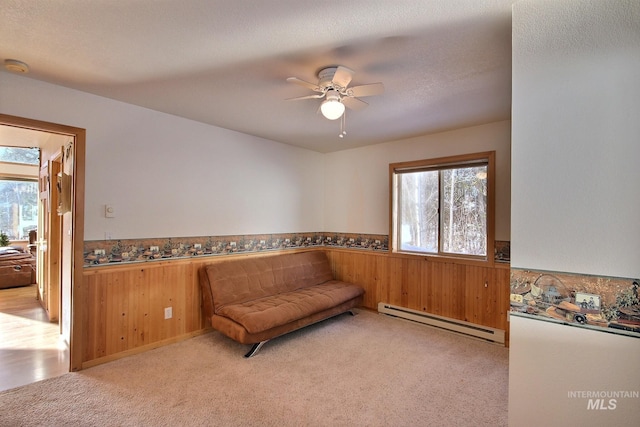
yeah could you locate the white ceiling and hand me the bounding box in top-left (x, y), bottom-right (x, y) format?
top-left (0, 0), bottom-right (515, 153)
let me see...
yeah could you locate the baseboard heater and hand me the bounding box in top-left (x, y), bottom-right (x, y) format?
top-left (378, 303), bottom-right (505, 344)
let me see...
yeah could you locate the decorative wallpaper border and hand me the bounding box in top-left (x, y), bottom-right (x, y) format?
top-left (84, 234), bottom-right (510, 267)
top-left (510, 268), bottom-right (639, 337)
top-left (495, 240), bottom-right (510, 262)
top-left (83, 232), bottom-right (389, 266)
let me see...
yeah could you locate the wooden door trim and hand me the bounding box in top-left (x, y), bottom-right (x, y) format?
top-left (48, 155), bottom-right (62, 322)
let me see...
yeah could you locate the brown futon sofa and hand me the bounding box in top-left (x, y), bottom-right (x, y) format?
top-left (199, 250), bottom-right (364, 357)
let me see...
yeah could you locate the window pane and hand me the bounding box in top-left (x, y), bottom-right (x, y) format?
top-left (399, 171), bottom-right (438, 253)
top-left (0, 147), bottom-right (39, 165)
top-left (441, 166), bottom-right (487, 256)
top-left (0, 180), bottom-right (38, 240)
top-left (391, 152), bottom-right (493, 259)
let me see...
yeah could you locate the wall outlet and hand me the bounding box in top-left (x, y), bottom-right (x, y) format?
top-left (164, 307), bottom-right (172, 319)
top-left (150, 246), bottom-right (159, 252)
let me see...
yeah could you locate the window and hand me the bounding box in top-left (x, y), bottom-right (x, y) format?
top-left (0, 146), bottom-right (39, 165)
top-left (0, 179), bottom-right (39, 240)
top-left (0, 146), bottom-right (40, 241)
top-left (390, 152), bottom-right (494, 259)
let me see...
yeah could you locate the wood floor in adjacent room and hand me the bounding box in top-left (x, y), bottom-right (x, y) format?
top-left (0, 284), bottom-right (69, 392)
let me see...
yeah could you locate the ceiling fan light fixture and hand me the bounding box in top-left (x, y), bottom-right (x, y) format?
top-left (320, 99), bottom-right (345, 120)
top-left (320, 90), bottom-right (345, 120)
top-left (286, 66), bottom-right (383, 132)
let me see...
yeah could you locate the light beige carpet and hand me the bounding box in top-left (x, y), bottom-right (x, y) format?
top-left (0, 310), bottom-right (508, 426)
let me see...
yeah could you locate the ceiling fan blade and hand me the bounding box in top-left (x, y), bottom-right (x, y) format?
top-left (348, 82), bottom-right (384, 97)
top-left (286, 77), bottom-right (321, 92)
top-left (286, 94), bottom-right (325, 101)
top-left (342, 96), bottom-right (368, 111)
top-left (332, 66), bottom-right (355, 89)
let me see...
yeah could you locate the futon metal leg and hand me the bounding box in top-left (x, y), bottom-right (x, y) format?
top-left (244, 340), bottom-right (268, 358)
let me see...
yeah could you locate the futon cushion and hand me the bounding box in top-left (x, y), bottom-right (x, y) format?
top-left (216, 280), bottom-right (364, 334)
top-left (204, 251), bottom-right (335, 311)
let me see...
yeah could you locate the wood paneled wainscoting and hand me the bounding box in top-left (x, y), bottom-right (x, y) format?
top-left (324, 249), bottom-right (511, 343)
top-left (80, 248), bottom-right (509, 368)
top-left (81, 258), bottom-right (210, 368)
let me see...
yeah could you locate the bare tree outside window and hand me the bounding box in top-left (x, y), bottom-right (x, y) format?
top-left (0, 180), bottom-right (38, 240)
top-left (0, 147), bottom-right (40, 240)
top-left (0, 147), bottom-right (39, 165)
top-left (441, 166), bottom-right (487, 256)
top-left (398, 170), bottom-right (439, 253)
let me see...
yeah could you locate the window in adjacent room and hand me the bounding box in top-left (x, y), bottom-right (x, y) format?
top-left (0, 146), bottom-right (40, 240)
top-left (390, 151), bottom-right (495, 260)
top-left (0, 179), bottom-right (38, 240)
top-left (0, 146), bottom-right (39, 165)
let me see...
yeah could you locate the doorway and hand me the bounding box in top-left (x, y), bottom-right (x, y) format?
top-left (0, 114), bottom-right (85, 381)
top-left (0, 142), bottom-right (67, 391)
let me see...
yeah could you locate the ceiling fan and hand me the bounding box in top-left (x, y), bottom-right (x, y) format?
top-left (286, 66), bottom-right (384, 137)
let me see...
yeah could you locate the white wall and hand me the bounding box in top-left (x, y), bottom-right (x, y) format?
top-left (511, 0), bottom-right (640, 278)
top-left (324, 120), bottom-right (511, 239)
top-left (1, 72), bottom-right (512, 242)
top-left (509, 315), bottom-right (640, 427)
top-left (0, 72), bottom-right (325, 240)
top-left (510, 2), bottom-right (640, 426)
